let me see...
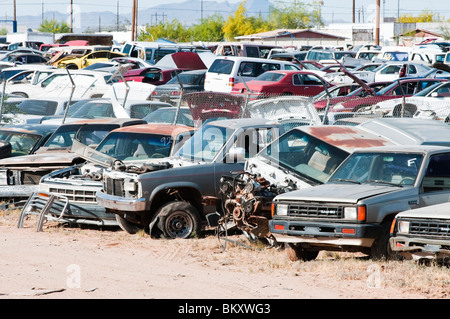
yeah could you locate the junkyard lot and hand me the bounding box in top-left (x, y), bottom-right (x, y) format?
top-left (0, 210), bottom-right (447, 299)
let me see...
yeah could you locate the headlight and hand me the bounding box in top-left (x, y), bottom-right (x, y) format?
top-left (124, 180), bottom-right (138, 192)
top-left (397, 220), bottom-right (410, 234)
top-left (344, 207), bottom-right (357, 219)
top-left (276, 204), bottom-right (288, 216)
top-left (333, 102), bottom-right (345, 110)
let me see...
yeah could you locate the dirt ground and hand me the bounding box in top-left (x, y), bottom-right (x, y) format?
top-left (0, 210), bottom-right (439, 300)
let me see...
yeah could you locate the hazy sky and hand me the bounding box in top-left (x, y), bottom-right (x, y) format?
top-left (1, 0), bottom-right (449, 23)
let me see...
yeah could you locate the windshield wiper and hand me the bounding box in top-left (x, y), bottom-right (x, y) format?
top-left (364, 180), bottom-right (402, 187)
top-left (329, 178), bottom-right (361, 184)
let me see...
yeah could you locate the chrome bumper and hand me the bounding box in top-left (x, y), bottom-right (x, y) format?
top-left (95, 190), bottom-right (147, 211)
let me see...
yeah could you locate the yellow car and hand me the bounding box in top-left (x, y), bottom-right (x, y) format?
top-left (55, 50), bottom-right (126, 69)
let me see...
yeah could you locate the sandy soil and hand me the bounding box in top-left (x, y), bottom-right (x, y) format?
top-left (0, 210), bottom-right (432, 301)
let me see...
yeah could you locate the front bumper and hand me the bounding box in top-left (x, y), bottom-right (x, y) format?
top-left (96, 190), bottom-right (147, 212)
top-left (269, 218), bottom-right (381, 247)
top-left (390, 236), bottom-right (450, 261)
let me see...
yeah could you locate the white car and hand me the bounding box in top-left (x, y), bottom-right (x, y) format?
top-left (5, 69), bottom-right (115, 99)
top-left (362, 81), bottom-right (450, 120)
top-left (325, 62), bottom-right (433, 84)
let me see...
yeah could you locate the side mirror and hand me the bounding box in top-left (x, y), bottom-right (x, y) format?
top-left (226, 146), bottom-right (246, 163)
top-left (431, 92), bottom-right (439, 97)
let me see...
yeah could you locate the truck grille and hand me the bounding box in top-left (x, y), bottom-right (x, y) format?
top-left (49, 187), bottom-right (97, 203)
top-left (286, 202), bottom-right (344, 218)
top-left (409, 219), bottom-right (450, 237)
top-left (105, 177), bottom-right (124, 196)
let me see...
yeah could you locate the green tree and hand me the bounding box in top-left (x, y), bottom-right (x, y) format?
top-left (38, 19), bottom-right (70, 33)
top-left (139, 19), bottom-right (191, 42)
top-left (189, 14), bottom-right (225, 42)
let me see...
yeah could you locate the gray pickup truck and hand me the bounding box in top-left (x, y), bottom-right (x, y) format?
top-left (220, 118), bottom-right (450, 241)
top-left (270, 144), bottom-right (450, 261)
top-left (96, 118), bottom-right (293, 239)
top-left (390, 202), bottom-right (450, 264)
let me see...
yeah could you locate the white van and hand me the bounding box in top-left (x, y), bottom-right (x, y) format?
top-left (204, 56), bottom-right (300, 93)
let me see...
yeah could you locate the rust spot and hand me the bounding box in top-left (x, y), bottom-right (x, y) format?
top-left (306, 126), bottom-right (391, 149)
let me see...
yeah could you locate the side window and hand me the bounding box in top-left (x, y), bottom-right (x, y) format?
top-left (408, 65), bottom-right (417, 74)
top-left (293, 74), bottom-right (302, 85)
top-left (234, 127), bottom-right (273, 158)
top-left (422, 153), bottom-right (450, 193)
top-left (300, 74), bottom-right (321, 85)
top-left (238, 62), bottom-right (257, 77)
top-left (381, 65), bottom-right (401, 74)
top-left (246, 46), bottom-right (260, 58)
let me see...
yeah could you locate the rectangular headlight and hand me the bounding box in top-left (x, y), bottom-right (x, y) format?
top-left (397, 220), bottom-right (410, 234)
top-left (124, 181), bottom-right (137, 192)
top-left (344, 207), bottom-right (357, 219)
top-left (276, 204), bottom-right (288, 216)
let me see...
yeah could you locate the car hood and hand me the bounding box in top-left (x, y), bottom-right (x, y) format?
top-left (396, 202), bottom-right (450, 220)
top-left (0, 152), bottom-right (79, 167)
top-left (154, 52), bottom-right (209, 70)
top-left (186, 92), bottom-right (321, 125)
top-left (274, 183), bottom-right (399, 204)
top-left (185, 92), bottom-right (245, 123)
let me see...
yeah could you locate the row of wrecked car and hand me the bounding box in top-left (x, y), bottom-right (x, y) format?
top-left (4, 42), bottom-right (450, 266)
top-left (6, 90), bottom-right (450, 267)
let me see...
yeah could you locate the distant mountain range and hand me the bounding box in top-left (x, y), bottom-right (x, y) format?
top-left (12, 0), bottom-right (273, 32)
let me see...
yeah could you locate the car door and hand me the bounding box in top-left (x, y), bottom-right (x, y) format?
top-left (294, 73), bottom-right (326, 96)
top-left (375, 64), bottom-right (403, 82)
top-left (419, 152), bottom-right (450, 207)
top-left (212, 126), bottom-right (278, 194)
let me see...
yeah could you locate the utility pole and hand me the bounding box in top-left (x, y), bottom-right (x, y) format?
top-left (116, 1), bottom-right (119, 32)
top-left (13, 0), bottom-right (17, 32)
top-left (131, 0), bottom-right (138, 41)
top-left (352, 0), bottom-right (355, 23)
top-left (70, 0), bottom-right (73, 33)
top-left (375, 0), bottom-right (380, 45)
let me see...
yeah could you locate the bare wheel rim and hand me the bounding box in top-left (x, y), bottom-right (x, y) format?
top-left (164, 210), bottom-right (194, 238)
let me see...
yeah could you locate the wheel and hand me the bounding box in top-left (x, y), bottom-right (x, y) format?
top-left (156, 201), bottom-right (201, 239)
top-left (115, 213), bottom-right (143, 234)
top-left (392, 104), bottom-right (416, 117)
top-left (369, 218), bottom-right (396, 260)
top-left (285, 243), bottom-right (319, 261)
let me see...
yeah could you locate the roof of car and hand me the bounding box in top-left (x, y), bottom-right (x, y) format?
top-left (65, 118), bottom-right (146, 126)
top-left (111, 124), bottom-right (194, 136)
top-left (0, 123), bottom-right (59, 135)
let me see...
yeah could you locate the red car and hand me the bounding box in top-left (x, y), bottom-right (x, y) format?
top-left (231, 70), bottom-right (334, 97)
top-left (314, 81), bottom-right (393, 110)
top-left (315, 78), bottom-right (447, 112)
top-left (122, 67), bottom-right (185, 85)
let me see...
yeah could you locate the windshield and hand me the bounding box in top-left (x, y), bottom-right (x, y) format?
top-left (44, 124), bottom-right (115, 148)
top-left (259, 129), bottom-right (349, 183)
top-left (165, 72), bottom-right (204, 85)
top-left (330, 152), bottom-right (423, 186)
top-left (95, 132), bottom-right (173, 161)
top-left (176, 124), bottom-right (232, 162)
top-left (16, 99), bottom-right (58, 116)
top-left (0, 131), bottom-right (41, 156)
top-left (70, 101), bottom-right (115, 118)
top-left (143, 108), bottom-right (194, 127)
